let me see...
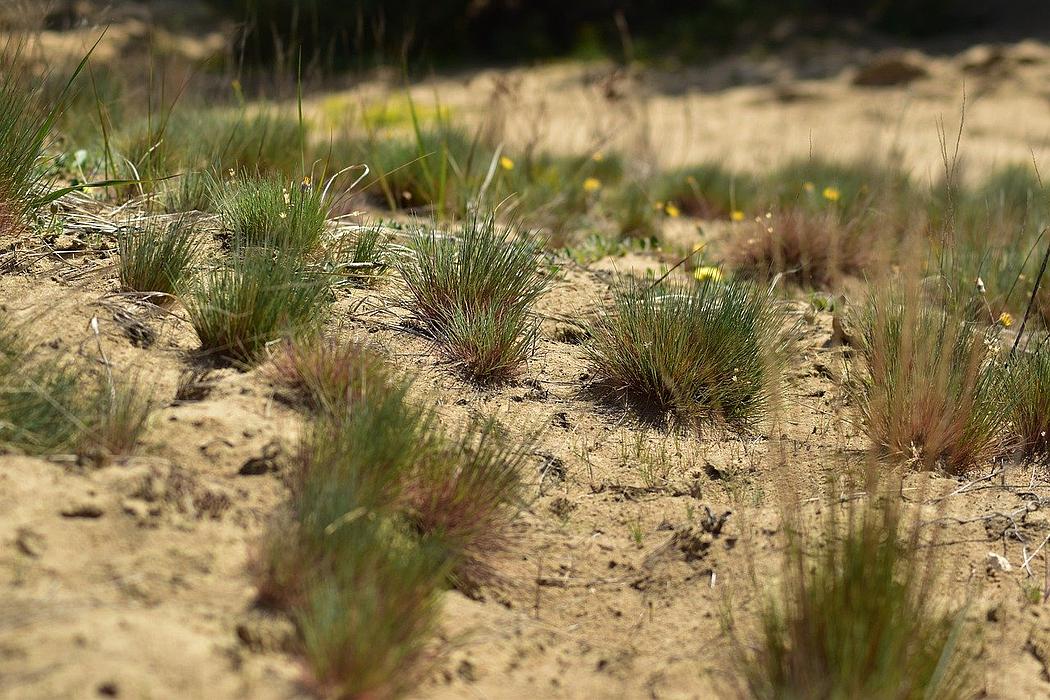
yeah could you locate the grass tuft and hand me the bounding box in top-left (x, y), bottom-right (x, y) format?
top-left (256, 369), bottom-right (447, 698)
top-left (185, 250), bottom-right (330, 363)
top-left (1004, 343), bottom-right (1050, 459)
top-left (739, 485), bottom-right (972, 699)
top-left (854, 284), bottom-right (1008, 473)
top-left (269, 336), bottom-right (389, 413)
top-left (212, 172), bottom-right (329, 256)
top-left (404, 417), bottom-right (529, 581)
top-left (399, 215), bottom-right (555, 382)
top-left (585, 277), bottom-right (789, 430)
top-left (729, 209), bottom-right (872, 288)
top-left (118, 215), bottom-right (201, 302)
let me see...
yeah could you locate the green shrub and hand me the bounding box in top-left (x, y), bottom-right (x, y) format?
top-left (399, 215), bottom-right (555, 382)
top-left (854, 285), bottom-right (1008, 473)
top-left (185, 250), bottom-right (330, 363)
top-left (740, 488), bottom-right (972, 699)
top-left (585, 276), bottom-right (789, 429)
top-left (118, 215), bottom-right (201, 302)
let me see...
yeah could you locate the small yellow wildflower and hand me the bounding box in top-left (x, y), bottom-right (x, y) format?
top-left (822, 186), bottom-right (841, 202)
top-left (803, 181), bottom-right (815, 193)
top-left (499, 156), bottom-right (514, 171)
top-left (730, 210), bottom-right (745, 222)
top-left (592, 152), bottom-right (605, 162)
top-left (999, 311), bottom-right (1014, 328)
top-left (301, 175), bottom-right (312, 191)
top-left (665, 202), bottom-right (681, 218)
top-left (694, 266), bottom-right (724, 283)
top-left (583, 177), bottom-right (602, 192)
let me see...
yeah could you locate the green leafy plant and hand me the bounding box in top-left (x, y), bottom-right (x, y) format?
top-left (118, 215), bottom-right (201, 302)
top-left (399, 215), bottom-right (555, 382)
top-left (585, 277), bottom-right (790, 430)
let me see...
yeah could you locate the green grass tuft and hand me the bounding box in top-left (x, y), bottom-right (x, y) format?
top-left (404, 417), bottom-right (529, 581)
top-left (118, 215), bottom-right (201, 302)
top-left (585, 277), bottom-right (790, 430)
top-left (212, 172), bottom-right (329, 256)
top-left (185, 250), bottom-right (330, 363)
top-left (1004, 343), bottom-right (1050, 459)
top-left (399, 215), bottom-right (555, 382)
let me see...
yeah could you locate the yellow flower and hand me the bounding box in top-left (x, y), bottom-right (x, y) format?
top-left (583, 177), bottom-right (602, 192)
top-left (730, 210), bottom-right (745, 222)
top-left (999, 311), bottom-right (1014, 328)
top-left (499, 156), bottom-right (514, 171)
top-left (803, 181), bottom-right (815, 193)
top-left (822, 186), bottom-right (841, 202)
top-left (694, 266), bottom-right (724, 283)
top-left (592, 152), bottom-right (604, 162)
top-left (665, 202), bottom-right (681, 218)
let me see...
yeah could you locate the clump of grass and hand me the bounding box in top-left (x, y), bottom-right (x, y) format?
top-left (399, 215), bottom-right (555, 382)
top-left (211, 172), bottom-right (329, 255)
top-left (118, 215), bottom-right (201, 302)
top-left (256, 369), bottom-right (449, 698)
top-left (77, 376), bottom-right (154, 464)
top-left (0, 43), bottom-right (90, 236)
top-left (1004, 343), bottom-right (1050, 459)
top-left (185, 250), bottom-right (330, 363)
top-left (403, 417), bottom-right (529, 581)
top-left (269, 336), bottom-right (389, 413)
top-left (729, 209), bottom-right (870, 288)
top-left (738, 485), bottom-right (972, 699)
top-left (854, 284), bottom-right (1008, 473)
top-left (0, 320), bottom-right (151, 459)
top-left (585, 277), bottom-right (789, 430)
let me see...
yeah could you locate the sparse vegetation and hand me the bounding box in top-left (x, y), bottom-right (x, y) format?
top-left (586, 277), bottom-right (790, 429)
top-left (399, 215), bottom-right (555, 382)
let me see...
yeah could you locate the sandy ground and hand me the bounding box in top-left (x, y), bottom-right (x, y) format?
top-left (4, 23), bottom-right (1050, 700)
